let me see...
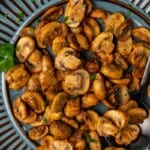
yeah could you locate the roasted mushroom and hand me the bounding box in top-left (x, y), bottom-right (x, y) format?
top-left (97, 116), bottom-right (118, 137)
top-left (16, 36), bottom-right (35, 62)
top-left (101, 64), bottom-right (123, 79)
top-left (62, 69), bottom-right (90, 95)
top-left (55, 47), bottom-right (81, 71)
top-left (127, 108), bottom-right (147, 124)
top-left (21, 91), bottom-right (45, 113)
top-left (104, 110), bottom-right (128, 130)
top-left (93, 73), bottom-right (106, 100)
top-left (81, 93), bottom-right (99, 108)
top-left (64, 97), bottom-right (80, 118)
top-left (115, 124), bottom-right (140, 145)
top-left (25, 49), bottom-right (43, 73)
top-left (64, 0), bottom-right (86, 27)
top-left (19, 27), bottom-right (35, 38)
top-left (104, 147), bottom-right (126, 150)
top-left (132, 27), bottom-right (150, 43)
top-left (29, 125), bottom-right (48, 140)
top-left (5, 64), bottom-right (30, 90)
top-left (50, 121), bottom-right (72, 139)
top-left (147, 84), bottom-right (150, 98)
top-left (40, 135), bottom-right (54, 148)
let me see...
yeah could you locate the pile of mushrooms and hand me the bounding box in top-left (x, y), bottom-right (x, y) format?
top-left (5, 0), bottom-right (150, 149)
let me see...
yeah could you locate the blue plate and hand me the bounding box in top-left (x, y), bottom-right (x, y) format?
top-left (0, 0), bottom-right (150, 150)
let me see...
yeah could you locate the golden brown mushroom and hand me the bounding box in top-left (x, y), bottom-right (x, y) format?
top-left (132, 27), bottom-right (150, 43)
top-left (21, 91), bottom-right (45, 113)
top-left (16, 36), bottom-right (35, 62)
top-left (19, 27), bottom-right (35, 38)
top-left (64, 97), bottom-right (80, 118)
top-left (104, 110), bottom-right (128, 130)
top-left (5, 64), bottom-right (30, 90)
top-left (29, 125), bottom-right (48, 140)
top-left (97, 116), bottom-right (118, 137)
top-left (115, 124), bottom-right (140, 145)
top-left (55, 47), bottom-right (81, 71)
top-left (50, 121), bottom-right (72, 140)
top-left (62, 69), bottom-right (90, 96)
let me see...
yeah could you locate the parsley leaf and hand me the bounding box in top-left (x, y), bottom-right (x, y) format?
top-left (85, 134), bottom-right (98, 143)
top-left (70, 95), bottom-right (76, 99)
top-left (16, 11), bottom-right (24, 22)
top-left (0, 44), bottom-right (15, 72)
top-left (125, 10), bottom-right (131, 17)
top-left (44, 100), bottom-right (49, 106)
top-left (90, 73), bottom-right (96, 80)
top-left (42, 116), bottom-right (47, 123)
top-left (63, 16), bottom-right (68, 22)
top-left (31, 0), bottom-right (35, 3)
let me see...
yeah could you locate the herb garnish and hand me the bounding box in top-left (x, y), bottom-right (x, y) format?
top-left (90, 73), bottom-right (96, 80)
top-left (85, 134), bottom-right (98, 143)
top-left (63, 16), bottom-right (68, 22)
top-left (125, 10), bottom-right (131, 17)
top-left (16, 11), bottom-right (24, 22)
top-left (70, 95), bottom-right (76, 99)
top-left (0, 44), bottom-right (15, 72)
top-left (44, 100), bottom-right (49, 106)
top-left (42, 116), bottom-right (47, 123)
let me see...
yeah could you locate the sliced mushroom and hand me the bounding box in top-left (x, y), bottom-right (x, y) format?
top-left (5, 64), bottom-right (30, 90)
top-left (50, 121), bottom-right (72, 139)
top-left (85, 110), bottom-right (99, 131)
top-left (101, 64), bottom-right (123, 79)
top-left (13, 97), bottom-right (28, 121)
top-left (41, 135), bottom-right (54, 147)
top-left (61, 116), bottom-right (79, 129)
top-left (81, 93), bottom-right (99, 108)
top-left (64, 0), bottom-right (86, 27)
top-left (86, 17), bottom-right (101, 37)
top-left (29, 125), bottom-right (48, 140)
top-left (76, 111), bottom-right (86, 123)
top-left (64, 97), bottom-right (80, 118)
top-left (55, 47), bottom-right (81, 71)
top-left (21, 91), bottom-right (45, 113)
top-left (118, 100), bottom-right (138, 112)
top-left (97, 117), bottom-right (118, 137)
top-left (104, 110), bottom-right (128, 130)
top-left (42, 55), bottom-right (54, 73)
top-left (37, 21), bottom-right (64, 48)
top-left (25, 49), bottom-right (43, 73)
top-left (39, 71), bottom-right (57, 92)
top-left (130, 42), bottom-right (148, 69)
top-left (49, 140), bottom-right (73, 150)
top-left (62, 69), bottom-right (90, 95)
top-left (91, 32), bottom-right (114, 54)
top-left (117, 37), bottom-right (132, 56)
top-left (88, 131), bottom-right (102, 150)
top-left (147, 84), bottom-right (150, 98)
top-left (75, 139), bottom-right (86, 150)
top-left (132, 27), bottom-right (150, 43)
top-left (44, 106), bottom-right (63, 121)
top-left (70, 25), bottom-right (83, 34)
top-left (52, 36), bottom-right (68, 55)
top-left (114, 52), bottom-right (128, 70)
top-left (115, 19), bottom-right (133, 40)
top-left (127, 108), bottom-right (148, 124)
top-left (19, 27), bottom-right (35, 38)
top-left (107, 85), bottom-right (130, 107)
top-left (104, 12), bottom-right (125, 34)
top-left (16, 36), bottom-right (35, 62)
top-left (90, 8), bottom-right (108, 20)
top-left (110, 78), bottom-right (130, 85)
top-left (115, 124), bottom-right (140, 145)
top-left (27, 74), bottom-right (41, 91)
top-left (30, 115), bottom-right (45, 127)
top-left (93, 73), bottom-right (106, 100)
top-left (85, 0), bottom-right (93, 15)
top-left (75, 33), bottom-right (89, 50)
top-left (51, 92), bottom-right (68, 113)
top-left (42, 6), bottom-right (63, 22)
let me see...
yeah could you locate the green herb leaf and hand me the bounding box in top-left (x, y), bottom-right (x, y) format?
top-left (44, 100), bottom-right (49, 106)
top-left (31, 0), bottom-right (35, 3)
top-left (42, 116), bottom-right (47, 123)
top-left (38, 87), bottom-right (43, 93)
top-left (63, 16), bottom-right (68, 22)
top-left (4, 14), bottom-right (8, 18)
top-left (70, 95), bottom-right (76, 99)
top-left (125, 10), bottom-right (131, 17)
top-left (90, 73), bottom-right (96, 80)
top-left (85, 134), bottom-right (98, 143)
top-left (16, 11), bottom-right (24, 22)
top-left (0, 44), bottom-right (15, 72)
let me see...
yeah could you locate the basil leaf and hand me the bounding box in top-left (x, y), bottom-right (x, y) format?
top-left (0, 44), bottom-right (14, 58)
top-left (90, 73), bottom-right (96, 80)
